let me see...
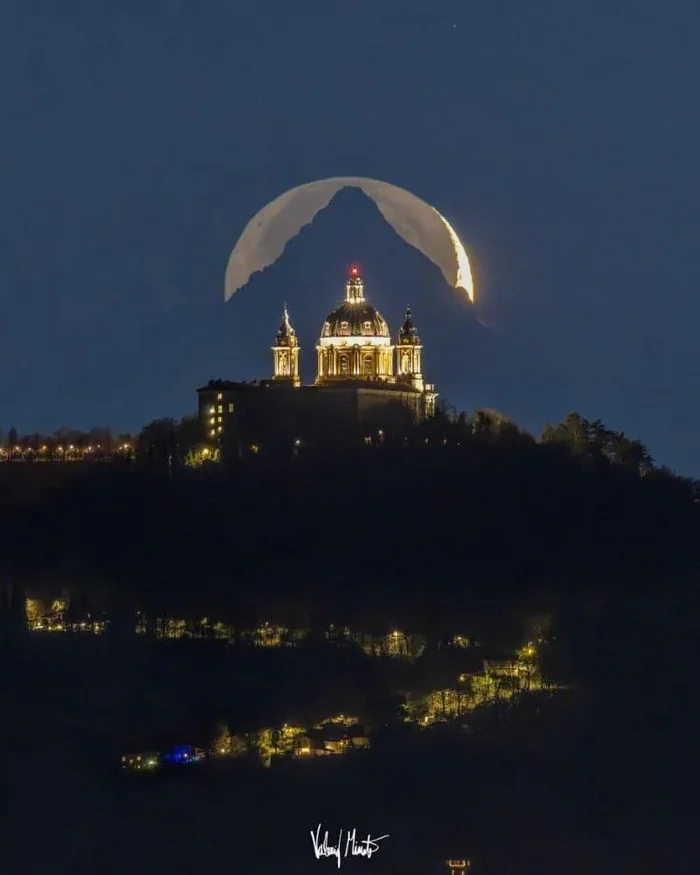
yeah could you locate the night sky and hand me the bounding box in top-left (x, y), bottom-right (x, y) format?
top-left (1, 1), bottom-right (698, 472)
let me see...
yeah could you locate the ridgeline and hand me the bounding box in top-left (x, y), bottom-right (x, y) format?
top-left (0, 409), bottom-right (696, 635)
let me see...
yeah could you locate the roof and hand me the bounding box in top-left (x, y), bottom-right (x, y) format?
top-left (197, 379), bottom-right (280, 393)
top-left (198, 379), bottom-right (425, 396)
top-left (321, 302), bottom-right (390, 340)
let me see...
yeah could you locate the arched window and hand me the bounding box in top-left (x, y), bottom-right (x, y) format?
top-left (363, 357), bottom-right (373, 375)
top-left (339, 355), bottom-right (350, 374)
top-left (401, 352), bottom-right (410, 373)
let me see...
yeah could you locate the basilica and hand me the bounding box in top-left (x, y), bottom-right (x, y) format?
top-left (198, 266), bottom-right (438, 453)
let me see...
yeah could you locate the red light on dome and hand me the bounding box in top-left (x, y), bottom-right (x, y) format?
top-left (349, 264), bottom-right (360, 277)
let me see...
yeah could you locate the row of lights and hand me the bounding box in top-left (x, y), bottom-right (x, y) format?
top-left (1, 444), bottom-right (131, 453)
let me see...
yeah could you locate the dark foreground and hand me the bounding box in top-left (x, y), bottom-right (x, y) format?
top-left (3, 699), bottom-right (698, 875)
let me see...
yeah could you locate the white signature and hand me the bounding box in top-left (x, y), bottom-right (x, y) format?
top-left (310, 824), bottom-right (390, 868)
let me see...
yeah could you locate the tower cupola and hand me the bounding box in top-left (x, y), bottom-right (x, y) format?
top-left (345, 264), bottom-right (365, 303)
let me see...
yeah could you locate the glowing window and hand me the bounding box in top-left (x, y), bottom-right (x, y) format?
top-left (217, 416), bottom-right (222, 423)
top-left (363, 358), bottom-right (373, 375)
top-left (340, 321), bottom-right (349, 331)
top-left (363, 321), bottom-right (371, 330)
top-left (228, 403), bottom-right (234, 413)
top-left (217, 393), bottom-right (222, 400)
top-left (339, 356), bottom-right (349, 374)
top-left (217, 405), bottom-right (223, 413)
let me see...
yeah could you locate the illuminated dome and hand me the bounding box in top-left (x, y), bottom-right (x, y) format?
top-left (321, 302), bottom-right (390, 341)
top-left (316, 266), bottom-right (395, 382)
top-left (319, 266), bottom-right (391, 346)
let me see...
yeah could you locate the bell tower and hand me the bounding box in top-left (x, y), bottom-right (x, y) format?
top-left (271, 305), bottom-right (300, 387)
top-left (395, 306), bottom-right (424, 391)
